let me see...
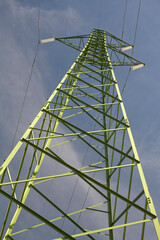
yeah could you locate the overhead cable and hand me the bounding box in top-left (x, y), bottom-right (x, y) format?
top-left (121, 0), bottom-right (128, 39)
top-left (121, 69), bottom-right (131, 95)
top-left (10, 1), bottom-right (41, 151)
top-left (132, 0), bottom-right (142, 57)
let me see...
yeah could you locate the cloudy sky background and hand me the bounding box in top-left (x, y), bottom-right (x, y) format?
top-left (0, 0), bottom-right (160, 234)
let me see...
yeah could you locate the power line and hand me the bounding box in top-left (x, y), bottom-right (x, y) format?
top-left (121, 0), bottom-right (142, 95)
top-left (121, 0), bottom-right (128, 39)
top-left (121, 69), bottom-right (131, 96)
top-left (38, 0), bottom-right (41, 41)
top-left (132, 0), bottom-right (142, 57)
top-left (10, 1), bottom-right (41, 151)
top-left (98, 0), bottom-right (103, 28)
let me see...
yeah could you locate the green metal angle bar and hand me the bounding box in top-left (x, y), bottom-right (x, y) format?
top-left (108, 44), bottom-right (133, 48)
top-left (87, 231), bottom-right (109, 236)
top-left (107, 83), bottom-right (117, 136)
top-left (88, 161), bottom-right (105, 168)
top-left (72, 92), bottom-right (102, 99)
top-left (53, 219), bottom-right (152, 239)
top-left (56, 39), bottom-right (82, 52)
top-left (6, 236), bottom-right (14, 240)
top-left (123, 157), bottom-right (134, 239)
top-left (0, 164), bottom-right (136, 187)
top-left (109, 146), bottom-right (132, 177)
top-left (31, 131), bottom-right (38, 164)
top-left (90, 145), bottom-right (103, 149)
top-left (60, 83), bottom-right (114, 91)
top-left (70, 69), bottom-right (110, 76)
top-left (110, 103), bottom-right (120, 170)
top-left (64, 74), bottom-right (99, 79)
top-left (0, 189), bottom-right (76, 240)
top-left (27, 128), bottom-right (127, 141)
top-left (55, 34), bottom-right (91, 52)
top-left (21, 139), bottom-right (156, 219)
top-left (106, 84), bottom-right (116, 136)
top-left (6, 167), bottom-right (17, 199)
top-left (11, 201), bottom-right (107, 236)
top-left (31, 185), bottom-right (95, 240)
top-left (47, 102), bottom-right (119, 112)
top-left (101, 61), bottom-right (114, 240)
top-left (112, 125), bottom-right (125, 221)
top-left (19, 151), bottom-right (37, 202)
top-left (0, 169), bottom-right (6, 190)
top-left (42, 109), bottom-right (138, 163)
top-left (112, 191), bottom-right (144, 225)
top-left (56, 34), bottom-right (90, 40)
top-left (141, 199), bottom-right (148, 240)
top-left (86, 208), bottom-right (109, 214)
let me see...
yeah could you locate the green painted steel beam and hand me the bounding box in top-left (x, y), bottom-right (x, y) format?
top-left (0, 189), bottom-right (76, 240)
top-left (0, 164), bottom-right (136, 187)
top-left (53, 219), bottom-right (152, 240)
top-left (30, 185), bottom-right (96, 240)
top-left (11, 201), bottom-right (107, 236)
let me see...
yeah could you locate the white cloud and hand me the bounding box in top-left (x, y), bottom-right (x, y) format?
top-left (34, 7), bottom-right (82, 41)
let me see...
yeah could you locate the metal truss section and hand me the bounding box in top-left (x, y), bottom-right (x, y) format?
top-left (0, 29), bottom-right (159, 240)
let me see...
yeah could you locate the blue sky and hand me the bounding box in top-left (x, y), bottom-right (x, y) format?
top-left (0, 0), bottom-right (160, 238)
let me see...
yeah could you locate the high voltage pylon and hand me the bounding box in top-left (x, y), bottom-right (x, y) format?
top-left (0, 29), bottom-right (160, 240)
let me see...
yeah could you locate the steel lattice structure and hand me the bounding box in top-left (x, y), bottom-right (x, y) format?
top-left (0, 29), bottom-right (160, 240)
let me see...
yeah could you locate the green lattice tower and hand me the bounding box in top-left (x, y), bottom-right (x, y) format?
top-left (0, 29), bottom-right (160, 240)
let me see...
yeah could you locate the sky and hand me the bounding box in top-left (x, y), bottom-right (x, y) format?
top-left (0, 0), bottom-right (160, 239)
